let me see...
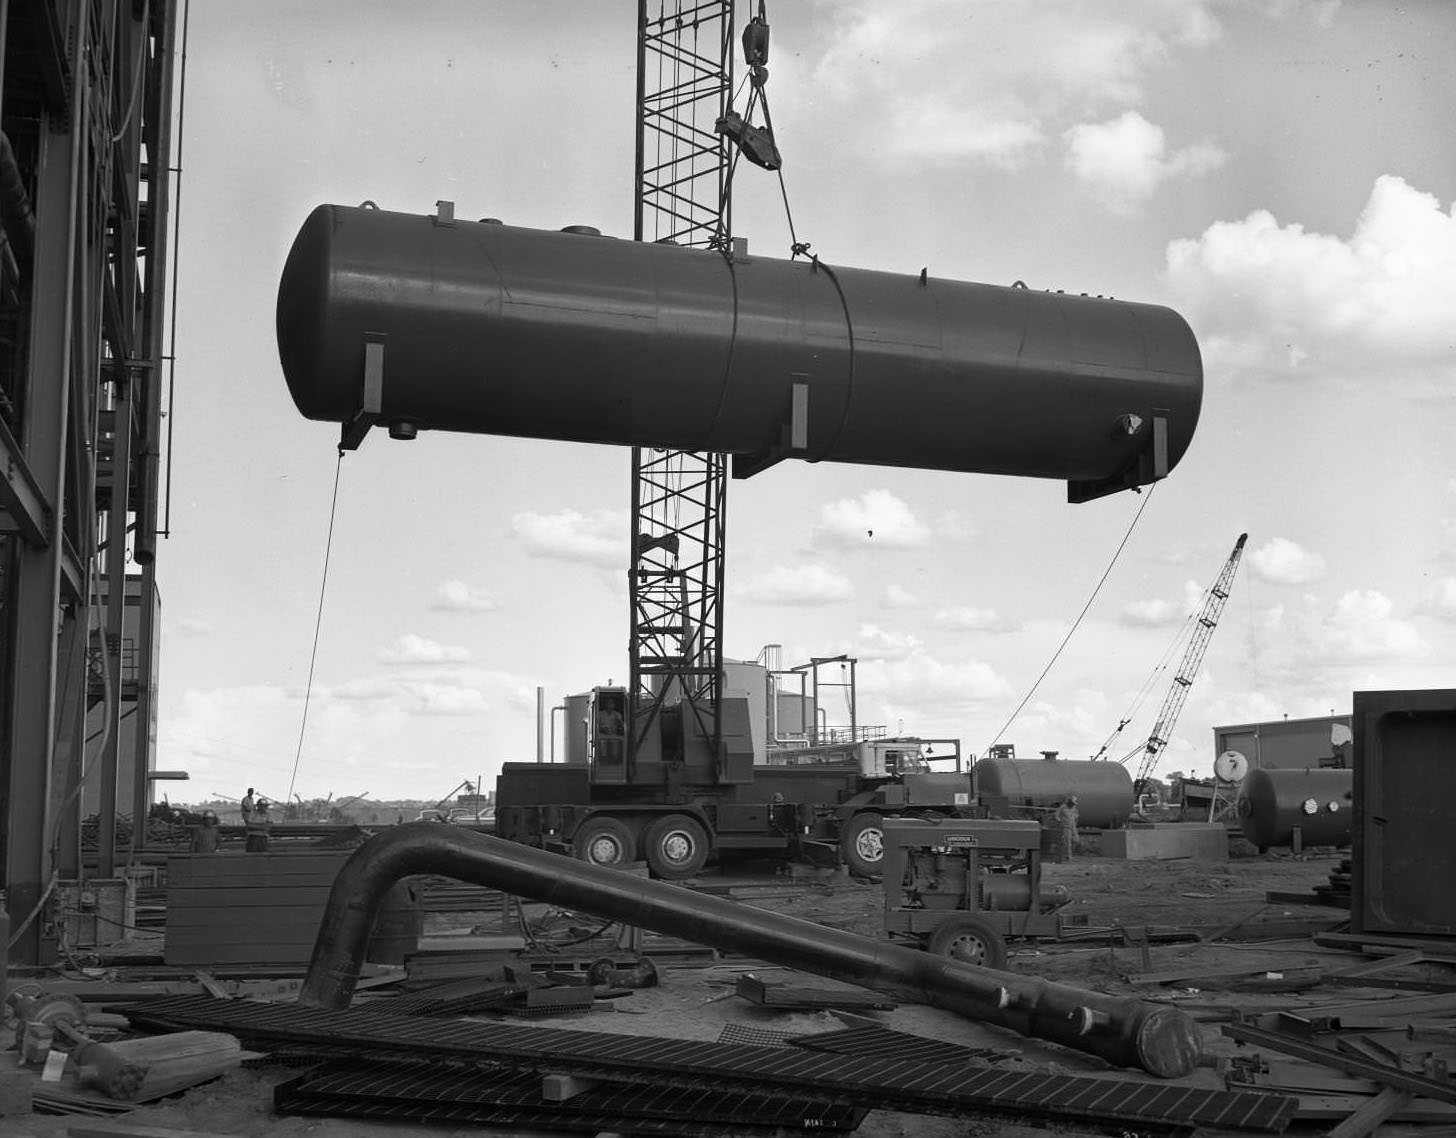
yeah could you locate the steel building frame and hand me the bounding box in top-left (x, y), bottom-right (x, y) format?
top-left (627, 0), bottom-right (732, 773)
top-left (0, 0), bottom-right (178, 964)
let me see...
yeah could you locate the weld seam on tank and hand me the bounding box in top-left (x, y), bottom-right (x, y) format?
top-left (699, 246), bottom-right (742, 450)
top-left (815, 257), bottom-right (857, 462)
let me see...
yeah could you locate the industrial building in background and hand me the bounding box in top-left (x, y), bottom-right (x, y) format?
top-left (0, 0), bottom-right (179, 965)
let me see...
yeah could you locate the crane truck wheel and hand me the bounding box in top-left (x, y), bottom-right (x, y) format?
top-left (572, 816), bottom-right (636, 869)
top-left (840, 811), bottom-right (886, 877)
top-left (643, 813), bottom-right (710, 879)
top-left (926, 916), bottom-right (1007, 969)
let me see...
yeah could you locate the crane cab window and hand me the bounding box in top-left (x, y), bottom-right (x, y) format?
top-left (593, 688), bottom-right (627, 767)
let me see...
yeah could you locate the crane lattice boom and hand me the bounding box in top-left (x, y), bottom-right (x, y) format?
top-left (1130, 533), bottom-right (1248, 792)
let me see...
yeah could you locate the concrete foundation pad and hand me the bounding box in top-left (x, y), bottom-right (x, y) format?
top-left (1100, 822), bottom-right (1228, 862)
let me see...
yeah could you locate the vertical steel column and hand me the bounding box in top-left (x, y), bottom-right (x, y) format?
top-left (628, 1), bottom-right (733, 773)
top-left (131, 0), bottom-right (180, 848)
top-left (97, 385), bottom-right (135, 877)
top-left (3, 0), bottom-right (88, 965)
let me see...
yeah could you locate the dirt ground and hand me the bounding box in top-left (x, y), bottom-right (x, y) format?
top-left (2, 845), bottom-right (1394, 1138)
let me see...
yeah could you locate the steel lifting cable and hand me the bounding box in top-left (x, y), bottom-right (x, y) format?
top-left (1089, 603), bottom-right (1197, 761)
top-left (286, 450), bottom-right (346, 804)
top-left (984, 482), bottom-right (1158, 756)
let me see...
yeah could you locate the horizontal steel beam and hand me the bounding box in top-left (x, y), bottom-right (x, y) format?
top-left (0, 413), bottom-right (52, 545)
top-left (1223, 1022), bottom-right (1456, 1106)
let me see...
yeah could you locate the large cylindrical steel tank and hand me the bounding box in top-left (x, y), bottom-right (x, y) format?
top-left (277, 205), bottom-right (1202, 496)
top-left (561, 692), bottom-right (591, 765)
top-left (1237, 767), bottom-right (1353, 849)
top-left (973, 758), bottom-right (1134, 828)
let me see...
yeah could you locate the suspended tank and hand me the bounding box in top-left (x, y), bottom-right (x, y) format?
top-left (1237, 767), bottom-right (1354, 850)
top-left (973, 757), bottom-right (1134, 828)
top-left (276, 204), bottom-right (1202, 501)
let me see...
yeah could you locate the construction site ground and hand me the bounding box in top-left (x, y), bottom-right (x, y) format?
top-left (8, 842), bottom-right (1441, 1138)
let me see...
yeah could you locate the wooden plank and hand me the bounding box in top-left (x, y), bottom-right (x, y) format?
top-left (167, 885), bottom-right (338, 902)
top-left (1322, 975), bottom-right (1456, 994)
top-left (62, 1119), bottom-right (253, 1138)
top-left (1316, 931), bottom-right (1456, 961)
top-left (1228, 1088), bottom-right (1456, 1124)
top-left (1130, 962), bottom-right (1296, 986)
top-left (193, 973), bottom-right (228, 999)
top-left (163, 927), bottom-right (320, 947)
top-left (1323, 1084), bottom-right (1410, 1138)
top-left (164, 912), bottom-right (327, 932)
top-left (1297, 991), bottom-right (1456, 1018)
top-left (1329, 949), bottom-right (1427, 977)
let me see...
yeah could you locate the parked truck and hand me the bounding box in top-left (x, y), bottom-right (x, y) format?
top-left (495, 666), bottom-right (975, 878)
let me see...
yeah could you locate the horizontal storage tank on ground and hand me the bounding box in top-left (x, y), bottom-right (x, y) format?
top-left (1237, 767), bottom-right (1353, 850)
top-left (277, 205), bottom-right (1203, 501)
top-left (972, 758), bottom-right (1134, 828)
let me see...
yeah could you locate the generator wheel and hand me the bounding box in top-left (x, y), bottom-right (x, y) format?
top-left (572, 816), bottom-right (635, 869)
top-left (644, 813), bottom-right (710, 880)
top-left (839, 811), bottom-right (886, 876)
top-left (927, 916), bottom-right (1007, 969)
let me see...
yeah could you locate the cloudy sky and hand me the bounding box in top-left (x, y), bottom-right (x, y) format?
top-left (157, 0), bottom-right (1455, 806)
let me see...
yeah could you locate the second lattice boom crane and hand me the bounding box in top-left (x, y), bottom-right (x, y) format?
top-left (1127, 533), bottom-right (1248, 794)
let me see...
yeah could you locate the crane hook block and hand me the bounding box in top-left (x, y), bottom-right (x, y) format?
top-left (277, 205), bottom-right (1203, 497)
top-left (716, 111), bottom-right (782, 170)
top-left (743, 16), bottom-right (770, 68)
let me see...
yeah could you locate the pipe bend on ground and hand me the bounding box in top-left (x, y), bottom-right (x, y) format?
top-left (299, 821), bottom-right (1201, 1078)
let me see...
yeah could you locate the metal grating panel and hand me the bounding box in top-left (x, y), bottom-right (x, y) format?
top-left (716, 1023), bottom-right (800, 1048)
top-left (276, 1059), bottom-right (865, 1132)
top-left (131, 995), bottom-right (1296, 1132)
top-left (736, 975), bottom-right (898, 1010)
top-left (368, 978), bottom-right (529, 1017)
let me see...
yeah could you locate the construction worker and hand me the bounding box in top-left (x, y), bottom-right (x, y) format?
top-left (1056, 796), bottom-right (1079, 862)
top-left (190, 810), bottom-right (221, 853)
top-left (244, 798), bottom-right (271, 852)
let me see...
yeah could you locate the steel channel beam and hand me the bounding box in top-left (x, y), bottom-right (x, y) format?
top-left (1223, 1022), bottom-right (1456, 1106)
top-left (0, 413), bottom-right (51, 544)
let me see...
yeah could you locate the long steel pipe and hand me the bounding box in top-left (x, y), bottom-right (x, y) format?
top-left (300, 822), bottom-right (1201, 1077)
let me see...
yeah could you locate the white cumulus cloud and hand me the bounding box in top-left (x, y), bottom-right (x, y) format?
top-left (881, 584), bottom-right (919, 609)
top-left (811, 0), bottom-right (1229, 167)
top-left (1419, 577), bottom-right (1456, 622)
top-left (842, 623), bottom-right (923, 662)
top-left (734, 564), bottom-right (854, 606)
top-left (935, 605), bottom-right (1016, 633)
top-left (861, 651), bottom-right (1014, 707)
top-left (511, 508), bottom-right (624, 567)
top-left (1064, 110), bottom-right (1224, 213)
top-left (1166, 176), bottom-right (1456, 383)
top-left (378, 634), bottom-right (472, 666)
top-left (431, 580), bottom-right (498, 613)
top-left (1120, 597), bottom-right (1180, 627)
top-left (1247, 538), bottom-right (1326, 585)
top-left (810, 489), bottom-right (931, 551)
top-left (1318, 590), bottom-right (1427, 661)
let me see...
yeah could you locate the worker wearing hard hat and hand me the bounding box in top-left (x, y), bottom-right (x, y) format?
top-left (1047, 796), bottom-right (1079, 863)
top-left (244, 798), bottom-right (271, 852)
top-left (190, 810), bottom-right (221, 853)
